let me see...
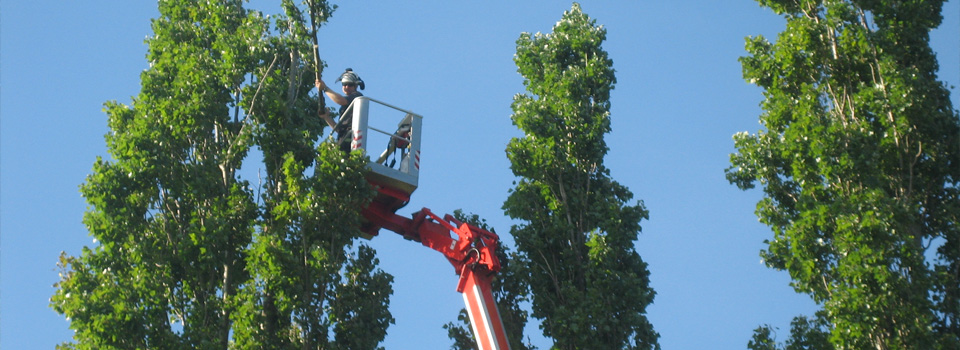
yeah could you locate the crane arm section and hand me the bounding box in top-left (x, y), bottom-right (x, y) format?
top-left (361, 204), bottom-right (511, 350)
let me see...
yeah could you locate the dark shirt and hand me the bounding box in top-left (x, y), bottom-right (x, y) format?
top-left (339, 91), bottom-right (363, 118)
top-left (336, 91), bottom-right (363, 151)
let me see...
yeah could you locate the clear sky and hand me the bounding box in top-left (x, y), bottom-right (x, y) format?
top-left (2, 1), bottom-right (957, 349)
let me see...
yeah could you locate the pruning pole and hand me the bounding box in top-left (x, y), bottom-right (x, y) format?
top-left (307, 0), bottom-right (336, 129)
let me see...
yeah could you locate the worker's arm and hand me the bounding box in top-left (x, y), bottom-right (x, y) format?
top-left (316, 79), bottom-right (349, 106)
top-left (319, 110), bottom-right (336, 129)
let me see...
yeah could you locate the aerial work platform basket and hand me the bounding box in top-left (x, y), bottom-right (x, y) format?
top-left (339, 96), bottom-right (423, 231)
top-left (335, 96), bottom-right (512, 350)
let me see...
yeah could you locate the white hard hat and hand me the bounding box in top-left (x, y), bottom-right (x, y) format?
top-left (338, 68), bottom-right (364, 90)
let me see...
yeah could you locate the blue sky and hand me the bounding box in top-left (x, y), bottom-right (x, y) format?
top-left (2, 1), bottom-right (957, 349)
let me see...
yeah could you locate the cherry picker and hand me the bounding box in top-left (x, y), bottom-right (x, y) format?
top-left (337, 96), bottom-right (511, 350)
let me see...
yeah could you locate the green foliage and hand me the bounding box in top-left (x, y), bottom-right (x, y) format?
top-left (52, 1), bottom-right (393, 349)
top-left (729, 0), bottom-right (960, 348)
top-left (782, 313), bottom-right (832, 350)
top-left (505, 3), bottom-right (658, 349)
top-left (748, 326), bottom-right (779, 350)
top-left (53, 2), bottom-right (265, 348)
top-left (232, 146), bottom-right (390, 350)
top-left (747, 313), bottom-right (833, 350)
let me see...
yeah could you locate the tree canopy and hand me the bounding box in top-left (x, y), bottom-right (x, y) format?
top-left (504, 3), bottom-right (659, 349)
top-left (52, 1), bottom-right (392, 349)
top-left (729, 0), bottom-right (960, 348)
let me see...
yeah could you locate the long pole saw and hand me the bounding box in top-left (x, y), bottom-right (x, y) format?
top-left (306, 0), bottom-right (336, 129)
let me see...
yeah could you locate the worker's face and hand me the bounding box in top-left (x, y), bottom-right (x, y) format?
top-left (342, 83), bottom-right (357, 94)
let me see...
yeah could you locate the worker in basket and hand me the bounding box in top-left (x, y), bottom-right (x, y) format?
top-left (317, 68), bottom-right (364, 152)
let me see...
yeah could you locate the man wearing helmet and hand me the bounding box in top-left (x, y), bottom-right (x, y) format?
top-left (316, 68), bottom-right (365, 152)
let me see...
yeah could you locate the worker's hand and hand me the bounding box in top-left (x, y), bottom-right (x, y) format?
top-left (315, 79), bottom-right (328, 92)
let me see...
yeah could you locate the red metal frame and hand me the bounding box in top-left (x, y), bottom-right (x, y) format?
top-left (360, 184), bottom-right (511, 350)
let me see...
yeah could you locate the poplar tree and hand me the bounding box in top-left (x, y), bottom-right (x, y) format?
top-left (51, 1), bottom-right (392, 349)
top-left (231, 1), bottom-right (392, 348)
top-left (728, 0), bottom-right (960, 348)
top-left (504, 4), bottom-right (659, 349)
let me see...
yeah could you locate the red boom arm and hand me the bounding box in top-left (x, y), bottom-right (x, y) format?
top-left (361, 201), bottom-right (512, 350)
